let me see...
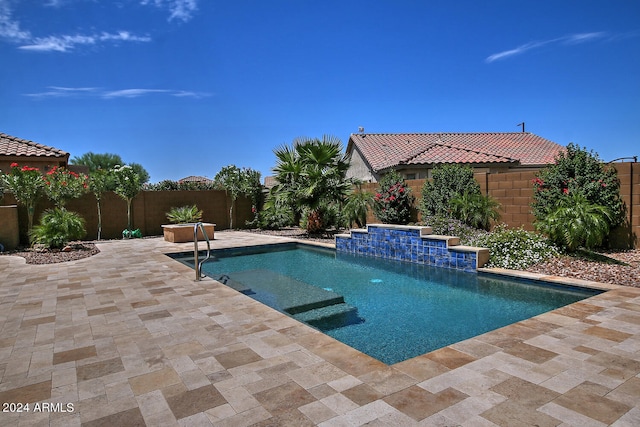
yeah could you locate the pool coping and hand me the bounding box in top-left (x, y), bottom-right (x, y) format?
top-left (172, 236), bottom-right (625, 367)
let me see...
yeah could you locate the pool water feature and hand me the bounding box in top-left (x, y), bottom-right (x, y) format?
top-left (172, 244), bottom-right (600, 365)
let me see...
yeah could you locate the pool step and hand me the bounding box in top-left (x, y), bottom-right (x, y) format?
top-left (292, 303), bottom-right (363, 330)
top-left (213, 270), bottom-right (364, 330)
top-left (214, 269), bottom-right (345, 313)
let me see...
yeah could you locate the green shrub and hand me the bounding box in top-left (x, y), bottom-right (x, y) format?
top-left (532, 143), bottom-right (624, 229)
top-left (372, 170), bottom-right (414, 224)
top-left (146, 180), bottom-right (215, 191)
top-left (165, 205), bottom-right (203, 224)
top-left (29, 208), bottom-right (86, 249)
top-left (257, 204), bottom-right (295, 230)
top-left (473, 225), bottom-right (560, 270)
top-left (419, 164), bottom-right (480, 216)
top-left (419, 214), bottom-right (488, 245)
top-left (449, 191), bottom-right (500, 231)
top-left (535, 193), bottom-right (612, 251)
top-left (343, 187), bottom-right (373, 228)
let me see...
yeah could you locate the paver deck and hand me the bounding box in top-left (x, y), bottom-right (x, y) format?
top-left (0, 231), bottom-right (639, 426)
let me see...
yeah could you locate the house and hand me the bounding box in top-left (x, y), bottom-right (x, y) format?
top-left (0, 132), bottom-right (70, 173)
top-left (178, 175), bottom-right (214, 185)
top-left (346, 132), bottom-right (564, 182)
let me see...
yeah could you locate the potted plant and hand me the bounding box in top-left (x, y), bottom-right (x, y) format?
top-left (162, 205), bottom-right (215, 243)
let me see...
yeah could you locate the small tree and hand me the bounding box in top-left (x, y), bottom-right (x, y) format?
top-left (88, 169), bottom-right (113, 240)
top-left (2, 163), bottom-right (45, 233)
top-left (419, 164), bottom-right (480, 216)
top-left (269, 136), bottom-right (351, 232)
top-left (42, 166), bottom-right (88, 208)
top-left (214, 165), bottom-right (262, 229)
top-left (113, 165), bottom-right (142, 232)
top-left (372, 170), bottom-right (414, 224)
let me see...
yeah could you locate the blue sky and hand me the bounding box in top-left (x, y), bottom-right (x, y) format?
top-left (1, 1), bottom-right (639, 183)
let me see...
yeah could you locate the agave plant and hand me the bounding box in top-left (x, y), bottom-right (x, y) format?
top-left (535, 192), bottom-right (612, 251)
top-left (165, 205), bottom-right (203, 224)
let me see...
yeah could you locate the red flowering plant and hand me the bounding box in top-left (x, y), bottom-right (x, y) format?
top-left (1, 162), bottom-right (45, 231)
top-left (532, 143), bottom-right (624, 228)
top-left (372, 170), bottom-right (414, 224)
top-left (42, 166), bottom-right (89, 208)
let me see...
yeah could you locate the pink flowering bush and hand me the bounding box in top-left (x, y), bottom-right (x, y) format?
top-left (532, 143), bottom-right (624, 228)
top-left (532, 144), bottom-right (624, 249)
top-left (372, 170), bottom-right (414, 224)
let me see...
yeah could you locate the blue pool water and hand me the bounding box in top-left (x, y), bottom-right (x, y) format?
top-left (178, 244), bottom-right (600, 365)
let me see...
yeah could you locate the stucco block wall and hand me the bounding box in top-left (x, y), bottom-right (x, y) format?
top-left (357, 162), bottom-right (638, 247)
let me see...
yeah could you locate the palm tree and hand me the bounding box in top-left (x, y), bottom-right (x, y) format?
top-left (450, 191), bottom-right (501, 231)
top-left (270, 135), bottom-right (351, 232)
top-left (343, 182), bottom-right (374, 228)
top-left (535, 192), bottom-right (612, 251)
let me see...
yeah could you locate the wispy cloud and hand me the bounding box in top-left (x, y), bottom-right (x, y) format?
top-left (25, 86), bottom-right (210, 99)
top-left (0, 0), bottom-right (30, 41)
top-left (19, 31), bottom-right (151, 52)
top-left (486, 32), bottom-right (608, 63)
top-left (140, 0), bottom-right (199, 23)
top-left (1, 0), bottom-right (200, 53)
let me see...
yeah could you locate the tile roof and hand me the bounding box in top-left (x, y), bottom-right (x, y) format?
top-left (347, 132), bottom-right (564, 172)
top-left (0, 132), bottom-right (68, 159)
top-left (178, 175), bottom-right (214, 184)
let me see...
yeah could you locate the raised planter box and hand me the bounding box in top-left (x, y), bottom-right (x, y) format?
top-left (162, 223), bottom-right (215, 243)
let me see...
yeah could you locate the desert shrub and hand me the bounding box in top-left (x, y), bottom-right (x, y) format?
top-left (535, 193), bottom-right (612, 251)
top-left (300, 202), bottom-right (344, 233)
top-left (419, 214), bottom-right (488, 245)
top-left (449, 191), bottom-right (500, 231)
top-left (29, 208), bottom-right (86, 249)
top-left (165, 205), bottom-right (203, 224)
top-left (532, 143), bottom-right (624, 229)
top-left (372, 170), bottom-right (414, 224)
top-left (257, 204), bottom-right (295, 230)
top-left (419, 164), bottom-right (480, 216)
top-left (473, 225), bottom-right (560, 270)
top-left (343, 187), bottom-right (373, 228)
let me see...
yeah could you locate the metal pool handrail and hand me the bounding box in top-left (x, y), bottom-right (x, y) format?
top-left (193, 222), bottom-right (211, 281)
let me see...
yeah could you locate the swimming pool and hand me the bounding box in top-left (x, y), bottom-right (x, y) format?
top-left (170, 243), bottom-right (601, 364)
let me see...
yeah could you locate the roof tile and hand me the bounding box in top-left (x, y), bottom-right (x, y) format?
top-left (348, 132), bottom-right (563, 172)
top-left (0, 132), bottom-right (68, 158)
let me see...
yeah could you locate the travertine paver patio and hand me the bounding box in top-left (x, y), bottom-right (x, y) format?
top-left (0, 231), bottom-right (639, 426)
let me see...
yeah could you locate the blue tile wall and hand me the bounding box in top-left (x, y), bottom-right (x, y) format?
top-left (336, 225), bottom-right (478, 272)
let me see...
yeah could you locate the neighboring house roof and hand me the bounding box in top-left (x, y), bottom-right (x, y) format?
top-left (178, 175), bottom-right (214, 184)
top-left (347, 132), bottom-right (563, 173)
top-left (0, 132), bottom-right (69, 159)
